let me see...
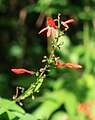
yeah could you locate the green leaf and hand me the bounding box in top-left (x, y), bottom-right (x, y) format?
top-left (44, 89), bottom-right (65, 104)
top-left (7, 111), bottom-right (18, 120)
top-left (0, 98), bottom-right (25, 115)
top-left (64, 91), bottom-right (78, 116)
top-left (7, 111), bottom-right (37, 120)
top-left (32, 89), bottom-right (69, 119)
top-left (19, 113), bottom-right (37, 120)
top-left (83, 73), bottom-right (95, 89)
top-left (51, 111), bottom-right (68, 120)
top-left (32, 100), bottom-right (60, 119)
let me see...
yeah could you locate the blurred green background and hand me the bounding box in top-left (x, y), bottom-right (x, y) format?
top-left (0, 0), bottom-right (95, 120)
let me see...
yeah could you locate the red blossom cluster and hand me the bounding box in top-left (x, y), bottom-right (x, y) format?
top-left (38, 17), bottom-right (74, 37)
top-left (38, 17), bottom-right (57, 37)
top-left (78, 101), bottom-right (95, 120)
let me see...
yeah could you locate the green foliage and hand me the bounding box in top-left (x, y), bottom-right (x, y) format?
top-left (0, 98), bottom-right (24, 115)
top-left (0, 98), bottom-right (37, 120)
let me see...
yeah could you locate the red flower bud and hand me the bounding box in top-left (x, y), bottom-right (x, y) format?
top-left (11, 69), bottom-right (34, 75)
top-left (39, 68), bottom-right (44, 72)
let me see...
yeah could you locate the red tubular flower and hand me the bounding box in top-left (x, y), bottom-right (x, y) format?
top-left (61, 19), bottom-right (74, 28)
top-left (11, 69), bottom-right (34, 75)
top-left (38, 17), bottom-right (57, 37)
top-left (62, 63), bottom-right (82, 68)
top-left (55, 61), bottom-right (82, 69)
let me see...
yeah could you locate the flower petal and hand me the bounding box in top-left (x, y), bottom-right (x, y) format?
top-left (25, 70), bottom-right (35, 74)
top-left (38, 27), bottom-right (48, 34)
top-left (61, 19), bottom-right (74, 28)
top-left (47, 27), bottom-right (52, 37)
top-left (65, 19), bottom-right (74, 24)
top-left (51, 27), bottom-right (56, 37)
top-left (11, 69), bottom-right (34, 74)
top-left (55, 61), bottom-right (82, 69)
top-left (61, 21), bottom-right (69, 28)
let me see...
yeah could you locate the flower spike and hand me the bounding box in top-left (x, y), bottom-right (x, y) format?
top-left (11, 14), bottom-right (82, 103)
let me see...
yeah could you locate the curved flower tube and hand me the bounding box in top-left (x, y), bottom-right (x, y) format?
top-left (11, 69), bottom-right (35, 75)
top-left (61, 19), bottom-right (74, 28)
top-left (55, 61), bottom-right (82, 69)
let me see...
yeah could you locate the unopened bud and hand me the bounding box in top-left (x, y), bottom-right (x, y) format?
top-left (36, 90), bottom-right (39, 93)
top-left (39, 68), bottom-right (44, 72)
top-left (42, 59), bottom-right (46, 62)
top-left (65, 27), bottom-right (68, 31)
top-left (55, 57), bottom-right (59, 61)
top-left (19, 102), bottom-right (23, 106)
top-left (36, 71), bottom-right (39, 76)
top-left (12, 95), bottom-right (17, 100)
top-left (47, 69), bottom-right (51, 72)
top-left (43, 56), bottom-right (47, 59)
top-left (52, 54), bottom-right (55, 59)
top-left (51, 41), bottom-right (54, 44)
top-left (21, 88), bottom-right (24, 93)
top-left (32, 95), bottom-right (35, 100)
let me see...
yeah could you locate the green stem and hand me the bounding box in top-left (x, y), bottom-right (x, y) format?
top-left (58, 14), bottom-right (61, 36)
